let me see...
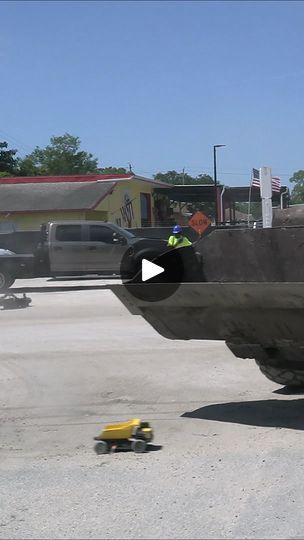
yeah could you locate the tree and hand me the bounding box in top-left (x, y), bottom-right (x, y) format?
top-left (99, 166), bottom-right (127, 175)
top-left (18, 133), bottom-right (100, 176)
top-left (289, 170), bottom-right (304, 203)
top-left (154, 170), bottom-right (213, 185)
top-left (0, 141), bottom-right (19, 176)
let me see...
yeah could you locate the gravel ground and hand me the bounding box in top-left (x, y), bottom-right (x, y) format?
top-left (1, 280), bottom-right (304, 539)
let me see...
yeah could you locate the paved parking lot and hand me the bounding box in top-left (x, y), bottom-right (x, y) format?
top-left (1, 279), bottom-right (304, 539)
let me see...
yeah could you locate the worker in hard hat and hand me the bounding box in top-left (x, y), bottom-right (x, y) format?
top-left (167, 225), bottom-right (192, 248)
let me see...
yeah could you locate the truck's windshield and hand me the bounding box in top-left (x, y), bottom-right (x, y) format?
top-left (113, 226), bottom-right (136, 239)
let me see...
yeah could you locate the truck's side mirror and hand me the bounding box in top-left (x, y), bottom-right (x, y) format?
top-left (113, 233), bottom-right (127, 245)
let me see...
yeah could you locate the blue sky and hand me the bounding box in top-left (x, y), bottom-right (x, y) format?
top-left (1, 0), bottom-right (304, 187)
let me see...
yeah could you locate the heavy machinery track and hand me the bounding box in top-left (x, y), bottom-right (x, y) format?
top-left (256, 362), bottom-right (304, 387)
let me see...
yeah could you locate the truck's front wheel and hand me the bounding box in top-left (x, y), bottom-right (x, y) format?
top-left (0, 269), bottom-right (15, 290)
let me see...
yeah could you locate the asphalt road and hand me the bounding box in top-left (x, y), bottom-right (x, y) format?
top-left (1, 278), bottom-right (304, 539)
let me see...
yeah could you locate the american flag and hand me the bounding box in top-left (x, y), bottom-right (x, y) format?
top-left (251, 168), bottom-right (281, 193)
top-left (271, 176), bottom-right (281, 193)
top-left (252, 168), bottom-right (260, 188)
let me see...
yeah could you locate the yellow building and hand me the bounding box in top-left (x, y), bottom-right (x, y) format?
top-left (0, 173), bottom-right (170, 231)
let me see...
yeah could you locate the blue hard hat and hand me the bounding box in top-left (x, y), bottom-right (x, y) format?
top-left (173, 225), bottom-right (182, 234)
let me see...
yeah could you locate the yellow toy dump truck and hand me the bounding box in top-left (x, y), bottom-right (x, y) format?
top-left (94, 418), bottom-right (153, 454)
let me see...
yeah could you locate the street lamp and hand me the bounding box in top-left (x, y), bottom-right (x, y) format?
top-left (213, 144), bottom-right (226, 225)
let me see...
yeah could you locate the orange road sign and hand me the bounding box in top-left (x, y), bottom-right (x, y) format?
top-left (188, 211), bottom-right (211, 235)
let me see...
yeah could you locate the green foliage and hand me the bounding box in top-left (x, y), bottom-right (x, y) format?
top-left (235, 202), bottom-right (262, 220)
top-left (17, 155), bottom-right (39, 176)
top-left (18, 133), bottom-right (100, 176)
top-left (0, 141), bottom-right (18, 175)
top-left (0, 135), bottom-right (129, 178)
top-left (99, 166), bottom-right (127, 175)
top-left (290, 170), bottom-right (304, 203)
top-left (154, 170), bottom-right (213, 185)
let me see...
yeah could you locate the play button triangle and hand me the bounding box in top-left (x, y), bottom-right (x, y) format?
top-left (142, 259), bottom-right (165, 282)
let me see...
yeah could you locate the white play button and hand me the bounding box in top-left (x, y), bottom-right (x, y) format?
top-left (142, 258), bottom-right (165, 282)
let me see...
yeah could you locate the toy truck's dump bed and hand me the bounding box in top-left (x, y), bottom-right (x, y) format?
top-left (96, 419), bottom-right (141, 440)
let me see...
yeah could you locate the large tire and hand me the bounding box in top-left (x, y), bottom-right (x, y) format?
top-left (0, 269), bottom-right (15, 290)
top-left (226, 342), bottom-right (304, 388)
top-left (256, 361), bottom-right (304, 387)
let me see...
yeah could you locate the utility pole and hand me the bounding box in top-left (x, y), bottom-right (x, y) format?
top-left (182, 167), bottom-right (185, 185)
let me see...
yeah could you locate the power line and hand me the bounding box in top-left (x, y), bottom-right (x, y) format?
top-left (0, 129), bottom-right (33, 155)
top-left (138, 168), bottom-right (293, 179)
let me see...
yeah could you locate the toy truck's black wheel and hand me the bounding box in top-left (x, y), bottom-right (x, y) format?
top-left (131, 439), bottom-right (147, 453)
top-left (94, 441), bottom-right (109, 455)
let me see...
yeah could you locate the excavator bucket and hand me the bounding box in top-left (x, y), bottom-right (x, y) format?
top-left (110, 281), bottom-right (304, 345)
top-left (111, 226), bottom-right (304, 387)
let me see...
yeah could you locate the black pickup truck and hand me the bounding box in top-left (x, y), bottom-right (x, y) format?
top-left (0, 221), bottom-right (168, 290)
